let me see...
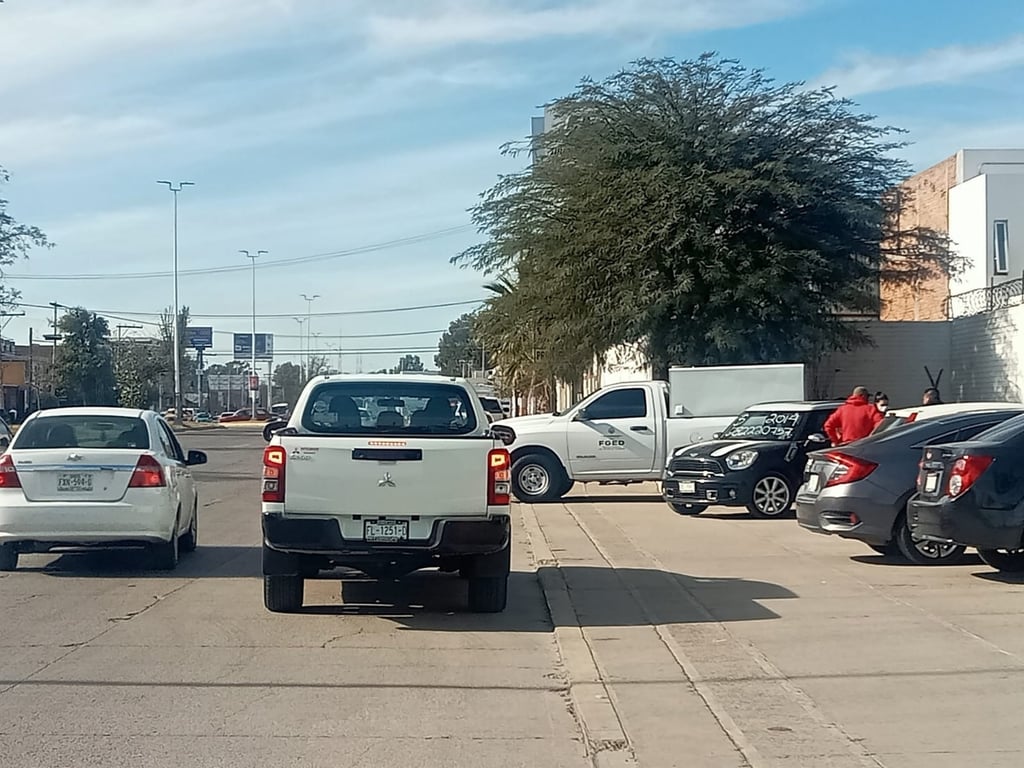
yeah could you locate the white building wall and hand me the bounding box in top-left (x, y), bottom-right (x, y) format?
top-left (949, 303), bottom-right (1024, 402)
top-left (984, 173), bottom-right (1024, 283)
top-left (957, 149), bottom-right (1024, 183)
top-left (949, 175), bottom-right (990, 295)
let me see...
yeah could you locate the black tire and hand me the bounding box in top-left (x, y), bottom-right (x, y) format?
top-left (977, 548), bottom-right (1024, 572)
top-left (746, 473), bottom-right (793, 518)
top-left (264, 574), bottom-right (304, 612)
top-left (0, 543), bottom-right (18, 572)
top-left (468, 576), bottom-right (508, 612)
top-left (511, 453), bottom-right (568, 503)
top-left (670, 502), bottom-right (708, 516)
top-left (560, 477), bottom-right (576, 497)
top-left (179, 505), bottom-right (198, 553)
top-left (151, 514), bottom-right (180, 571)
top-left (895, 515), bottom-right (966, 565)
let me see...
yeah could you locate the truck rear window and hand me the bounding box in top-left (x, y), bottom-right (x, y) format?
top-left (301, 381), bottom-right (478, 436)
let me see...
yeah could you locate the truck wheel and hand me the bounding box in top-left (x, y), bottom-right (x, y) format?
top-left (264, 574), bottom-right (304, 612)
top-left (977, 548), bottom-right (1024, 572)
top-left (511, 453), bottom-right (567, 503)
top-left (669, 502), bottom-right (707, 516)
top-left (468, 576), bottom-right (508, 613)
top-left (895, 515), bottom-right (965, 565)
top-left (746, 474), bottom-right (793, 518)
top-left (0, 543), bottom-right (17, 571)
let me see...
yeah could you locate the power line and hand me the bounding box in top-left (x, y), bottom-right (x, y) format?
top-left (6, 225), bottom-right (475, 281)
top-left (203, 347), bottom-right (440, 355)
top-left (17, 298), bottom-right (484, 320)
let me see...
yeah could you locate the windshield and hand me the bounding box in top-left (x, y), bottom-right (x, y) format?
top-left (302, 381), bottom-right (478, 435)
top-left (720, 410), bottom-right (804, 441)
top-left (14, 415), bottom-right (150, 450)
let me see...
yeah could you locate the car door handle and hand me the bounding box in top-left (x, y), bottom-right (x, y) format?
top-left (630, 426), bottom-right (649, 432)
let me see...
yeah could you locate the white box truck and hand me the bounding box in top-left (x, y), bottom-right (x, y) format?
top-left (491, 363), bottom-right (806, 502)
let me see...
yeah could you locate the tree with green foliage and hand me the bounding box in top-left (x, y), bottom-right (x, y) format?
top-left (114, 339), bottom-right (163, 409)
top-left (435, 313), bottom-right (483, 376)
top-left (54, 308), bottom-right (116, 405)
top-left (0, 166), bottom-right (52, 308)
top-left (273, 362), bottom-right (303, 405)
top-left (455, 55), bottom-right (958, 378)
top-left (157, 306), bottom-right (198, 402)
top-left (390, 354), bottom-right (424, 374)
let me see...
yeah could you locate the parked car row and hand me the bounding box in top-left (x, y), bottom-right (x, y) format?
top-left (659, 396), bottom-right (1024, 574)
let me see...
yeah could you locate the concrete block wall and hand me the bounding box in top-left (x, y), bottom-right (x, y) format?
top-left (814, 320), bottom-right (952, 409)
top-left (948, 304), bottom-right (1024, 402)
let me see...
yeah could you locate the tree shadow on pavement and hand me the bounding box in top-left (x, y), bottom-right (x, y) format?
top-left (301, 565), bottom-right (797, 631)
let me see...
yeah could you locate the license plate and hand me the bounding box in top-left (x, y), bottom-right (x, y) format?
top-left (806, 474), bottom-right (820, 493)
top-left (924, 473), bottom-right (939, 493)
top-left (57, 472), bottom-right (93, 492)
top-left (364, 519), bottom-right (409, 543)
top-left (679, 481), bottom-right (696, 494)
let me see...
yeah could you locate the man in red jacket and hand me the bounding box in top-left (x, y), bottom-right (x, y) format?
top-left (824, 386), bottom-right (883, 445)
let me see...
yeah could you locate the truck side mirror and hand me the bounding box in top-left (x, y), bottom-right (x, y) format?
top-left (712, 432), bottom-right (721, 440)
top-left (575, 407), bottom-right (590, 421)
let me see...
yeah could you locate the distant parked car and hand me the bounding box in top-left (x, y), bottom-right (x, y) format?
top-left (218, 408), bottom-right (272, 423)
top-left (797, 408), bottom-right (1024, 564)
top-left (193, 412), bottom-right (214, 423)
top-left (909, 413), bottom-right (1024, 573)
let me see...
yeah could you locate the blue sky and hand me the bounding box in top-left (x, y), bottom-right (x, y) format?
top-left (1, 0), bottom-right (1022, 372)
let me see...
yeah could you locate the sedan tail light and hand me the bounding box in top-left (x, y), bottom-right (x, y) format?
top-left (128, 454), bottom-right (166, 488)
top-left (0, 454), bottom-right (22, 488)
top-left (823, 452), bottom-right (878, 487)
top-left (948, 454), bottom-right (993, 498)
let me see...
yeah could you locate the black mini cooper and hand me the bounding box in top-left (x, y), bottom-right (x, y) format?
top-left (662, 401), bottom-right (840, 518)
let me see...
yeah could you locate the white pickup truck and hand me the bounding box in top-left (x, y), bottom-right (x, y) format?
top-left (491, 364), bottom-right (806, 502)
top-left (260, 374), bottom-right (512, 614)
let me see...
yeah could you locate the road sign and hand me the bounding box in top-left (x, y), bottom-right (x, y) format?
top-left (232, 333), bottom-right (274, 361)
top-left (187, 326), bottom-right (214, 350)
top-left (206, 374), bottom-right (246, 390)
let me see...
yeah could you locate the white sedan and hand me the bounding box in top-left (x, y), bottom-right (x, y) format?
top-left (0, 407), bottom-right (206, 572)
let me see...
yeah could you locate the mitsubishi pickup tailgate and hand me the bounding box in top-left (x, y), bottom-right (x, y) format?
top-left (277, 436), bottom-right (494, 518)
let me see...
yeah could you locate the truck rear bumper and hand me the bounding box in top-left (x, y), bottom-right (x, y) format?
top-left (262, 513), bottom-right (510, 559)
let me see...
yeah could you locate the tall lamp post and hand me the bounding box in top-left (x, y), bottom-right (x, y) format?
top-left (293, 317), bottom-right (306, 379)
top-left (301, 293), bottom-right (320, 377)
top-left (157, 180), bottom-right (194, 422)
top-left (241, 250), bottom-right (268, 420)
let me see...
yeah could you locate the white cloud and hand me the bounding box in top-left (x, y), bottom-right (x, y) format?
top-left (817, 35), bottom-right (1024, 97)
top-left (364, 0), bottom-right (811, 51)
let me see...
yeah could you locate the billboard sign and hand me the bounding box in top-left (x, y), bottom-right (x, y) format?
top-left (232, 333), bottom-right (274, 361)
top-left (187, 326), bottom-right (214, 350)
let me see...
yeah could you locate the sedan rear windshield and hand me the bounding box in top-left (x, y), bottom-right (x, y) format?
top-left (302, 381), bottom-right (478, 435)
top-left (14, 415), bottom-right (150, 450)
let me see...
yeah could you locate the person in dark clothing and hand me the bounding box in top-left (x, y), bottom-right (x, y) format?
top-left (922, 388), bottom-right (943, 406)
top-left (824, 386), bottom-right (884, 446)
top-left (873, 392), bottom-right (889, 415)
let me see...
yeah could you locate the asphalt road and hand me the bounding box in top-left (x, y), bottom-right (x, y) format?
top-left (3, 432), bottom-right (1024, 767)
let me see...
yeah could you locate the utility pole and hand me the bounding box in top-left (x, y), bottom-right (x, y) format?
top-left (301, 293), bottom-right (320, 377)
top-left (157, 179), bottom-right (195, 422)
top-left (241, 249), bottom-right (267, 419)
top-left (293, 317), bottom-right (306, 380)
top-left (26, 328), bottom-right (33, 414)
top-left (44, 301), bottom-right (62, 379)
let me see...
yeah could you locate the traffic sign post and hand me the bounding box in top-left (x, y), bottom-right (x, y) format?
top-left (249, 374), bottom-right (260, 393)
top-left (233, 333), bottom-right (274, 361)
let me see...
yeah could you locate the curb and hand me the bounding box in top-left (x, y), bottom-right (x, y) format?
top-left (519, 503), bottom-right (637, 768)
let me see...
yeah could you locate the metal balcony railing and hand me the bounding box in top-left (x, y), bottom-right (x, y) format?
top-left (948, 276), bottom-right (1024, 318)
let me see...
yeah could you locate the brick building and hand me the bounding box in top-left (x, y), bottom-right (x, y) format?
top-left (881, 149), bottom-right (1024, 321)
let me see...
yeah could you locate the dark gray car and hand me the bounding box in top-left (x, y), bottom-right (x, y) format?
top-left (796, 409), bottom-right (1024, 564)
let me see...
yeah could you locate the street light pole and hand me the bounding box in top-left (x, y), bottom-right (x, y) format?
top-left (241, 250), bottom-right (267, 419)
top-left (293, 317), bottom-right (306, 379)
top-left (157, 180), bottom-right (194, 422)
top-left (301, 293), bottom-right (320, 377)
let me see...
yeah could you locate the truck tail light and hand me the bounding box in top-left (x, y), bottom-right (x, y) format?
top-left (823, 452), bottom-right (878, 487)
top-left (263, 446), bottom-right (286, 503)
top-left (128, 454), bottom-right (166, 488)
top-left (948, 454), bottom-right (993, 498)
top-left (0, 453), bottom-right (21, 488)
top-left (488, 449), bottom-right (511, 506)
